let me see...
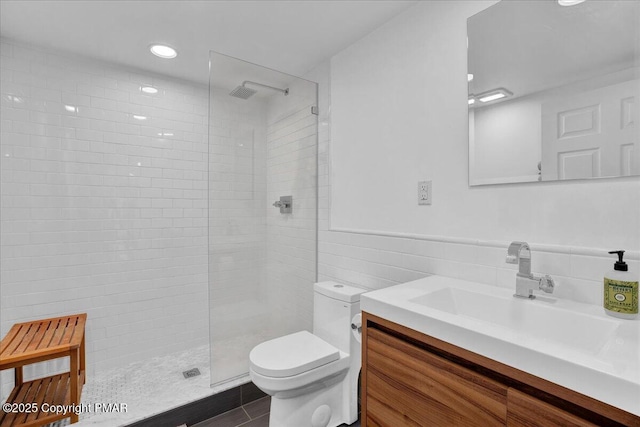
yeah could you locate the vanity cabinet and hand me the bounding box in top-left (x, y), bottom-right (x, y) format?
top-left (362, 312), bottom-right (640, 427)
top-left (507, 389), bottom-right (597, 427)
top-left (366, 326), bottom-right (506, 426)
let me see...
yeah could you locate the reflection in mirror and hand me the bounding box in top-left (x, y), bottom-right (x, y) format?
top-left (468, 0), bottom-right (640, 186)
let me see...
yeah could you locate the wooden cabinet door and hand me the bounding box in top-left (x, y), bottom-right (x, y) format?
top-left (507, 388), bottom-right (598, 427)
top-left (364, 328), bottom-right (507, 427)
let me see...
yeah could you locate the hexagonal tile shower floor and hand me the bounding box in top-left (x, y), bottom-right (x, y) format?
top-left (46, 344), bottom-right (248, 426)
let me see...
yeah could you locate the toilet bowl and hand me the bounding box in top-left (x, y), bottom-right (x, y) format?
top-left (249, 281), bottom-right (365, 427)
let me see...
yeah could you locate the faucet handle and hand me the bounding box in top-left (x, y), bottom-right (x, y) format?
top-left (539, 274), bottom-right (555, 294)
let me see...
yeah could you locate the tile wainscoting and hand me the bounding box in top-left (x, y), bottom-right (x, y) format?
top-left (318, 228), bottom-right (639, 306)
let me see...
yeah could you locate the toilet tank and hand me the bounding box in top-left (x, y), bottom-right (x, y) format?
top-left (313, 282), bottom-right (366, 354)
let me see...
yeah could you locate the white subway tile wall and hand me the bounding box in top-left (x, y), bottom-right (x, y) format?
top-left (266, 79), bottom-right (318, 335)
top-left (207, 87), bottom-right (270, 384)
top-left (208, 87), bottom-right (267, 316)
top-left (0, 39), bottom-right (209, 398)
top-left (318, 227), bottom-right (640, 306)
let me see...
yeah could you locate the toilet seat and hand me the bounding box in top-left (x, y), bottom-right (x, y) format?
top-left (250, 331), bottom-right (340, 378)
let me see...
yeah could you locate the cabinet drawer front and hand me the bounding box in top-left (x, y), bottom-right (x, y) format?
top-left (366, 328), bottom-right (507, 427)
top-left (507, 389), bottom-right (599, 427)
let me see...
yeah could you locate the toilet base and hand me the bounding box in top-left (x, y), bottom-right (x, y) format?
top-left (268, 374), bottom-right (356, 427)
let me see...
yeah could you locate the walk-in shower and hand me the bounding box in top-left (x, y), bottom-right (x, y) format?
top-left (208, 52), bottom-right (318, 387)
top-left (0, 39), bottom-right (317, 425)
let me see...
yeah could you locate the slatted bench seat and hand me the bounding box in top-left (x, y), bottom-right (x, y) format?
top-left (0, 314), bottom-right (87, 427)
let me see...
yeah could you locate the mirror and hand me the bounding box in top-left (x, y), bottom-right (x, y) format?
top-left (468, 0), bottom-right (640, 186)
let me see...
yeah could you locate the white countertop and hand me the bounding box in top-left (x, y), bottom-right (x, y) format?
top-left (360, 275), bottom-right (640, 417)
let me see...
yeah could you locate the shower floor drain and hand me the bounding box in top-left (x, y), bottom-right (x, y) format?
top-left (183, 368), bottom-right (201, 379)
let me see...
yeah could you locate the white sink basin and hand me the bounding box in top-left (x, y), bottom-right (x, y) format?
top-left (361, 275), bottom-right (640, 417)
top-left (409, 287), bottom-right (619, 355)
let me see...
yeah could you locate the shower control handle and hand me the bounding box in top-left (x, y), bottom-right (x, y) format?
top-left (273, 196), bottom-right (292, 214)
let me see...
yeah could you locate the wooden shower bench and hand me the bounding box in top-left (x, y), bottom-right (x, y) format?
top-left (0, 313), bottom-right (87, 427)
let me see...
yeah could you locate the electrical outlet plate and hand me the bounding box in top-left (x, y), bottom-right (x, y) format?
top-left (418, 180), bottom-right (432, 205)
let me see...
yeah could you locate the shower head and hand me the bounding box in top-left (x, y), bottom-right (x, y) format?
top-left (229, 80), bottom-right (289, 100)
top-left (229, 85), bottom-right (258, 99)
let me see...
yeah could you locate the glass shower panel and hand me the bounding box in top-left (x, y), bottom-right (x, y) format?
top-left (208, 52), bottom-right (318, 386)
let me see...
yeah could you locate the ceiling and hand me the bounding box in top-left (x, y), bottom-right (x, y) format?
top-left (0, 0), bottom-right (417, 86)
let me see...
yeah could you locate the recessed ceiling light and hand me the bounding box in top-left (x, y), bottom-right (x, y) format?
top-left (558, 0), bottom-right (586, 6)
top-left (133, 115), bottom-right (147, 121)
top-left (64, 105), bottom-right (77, 112)
top-left (141, 86), bottom-right (158, 94)
top-left (468, 97), bottom-right (476, 105)
top-left (467, 74), bottom-right (474, 82)
top-left (150, 44), bottom-right (177, 59)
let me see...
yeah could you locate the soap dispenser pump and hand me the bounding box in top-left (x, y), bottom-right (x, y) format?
top-left (604, 250), bottom-right (638, 319)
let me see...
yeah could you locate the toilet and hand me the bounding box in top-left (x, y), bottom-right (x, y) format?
top-left (249, 281), bottom-right (365, 427)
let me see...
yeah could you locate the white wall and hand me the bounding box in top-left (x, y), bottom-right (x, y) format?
top-left (328, 0), bottom-right (639, 250)
top-left (0, 39), bottom-right (209, 396)
top-left (315, 1), bottom-right (639, 302)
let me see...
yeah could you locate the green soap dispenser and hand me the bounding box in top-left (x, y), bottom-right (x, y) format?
top-left (604, 250), bottom-right (638, 319)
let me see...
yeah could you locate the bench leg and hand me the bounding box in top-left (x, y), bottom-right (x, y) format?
top-left (14, 366), bottom-right (23, 386)
top-left (70, 349), bottom-right (79, 423)
top-left (80, 334), bottom-right (86, 384)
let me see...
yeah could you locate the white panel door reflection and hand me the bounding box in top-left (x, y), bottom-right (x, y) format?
top-left (542, 79), bottom-right (639, 181)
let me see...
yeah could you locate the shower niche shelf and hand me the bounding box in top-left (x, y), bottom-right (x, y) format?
top-left (0, 313), bottom-right (87, 427)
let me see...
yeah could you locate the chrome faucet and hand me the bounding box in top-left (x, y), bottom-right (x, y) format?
top-left (506, 241), bottom-right (555, 299)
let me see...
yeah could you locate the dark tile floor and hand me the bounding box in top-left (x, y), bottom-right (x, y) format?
top-left (192, 396), bottom-right (270, 427)
top-left (191, 396), bottom-right (361, 427)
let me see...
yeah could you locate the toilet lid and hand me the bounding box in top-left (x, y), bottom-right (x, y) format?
top-left (249, 331), bottom-right (340, 378)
